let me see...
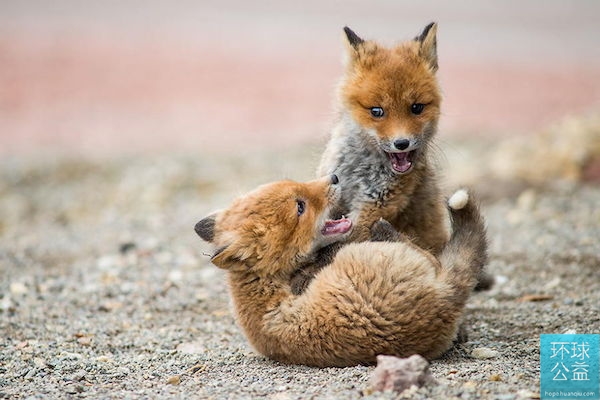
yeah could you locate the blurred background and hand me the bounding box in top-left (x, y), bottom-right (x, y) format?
top-left (2, 0), bottom-right (599, 157)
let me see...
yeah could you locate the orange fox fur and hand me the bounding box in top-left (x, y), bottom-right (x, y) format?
top-left (195, 176), bottom-right (488, 367)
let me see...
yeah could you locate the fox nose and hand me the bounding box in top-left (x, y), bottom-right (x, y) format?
top-left (331, 174), bottom-right (339, 185)
top-left (393, 138), bottom-right (410, 151)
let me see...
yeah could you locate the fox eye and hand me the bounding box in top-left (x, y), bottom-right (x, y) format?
top-left (410, 103), bottom-right (425, 115)
top-left (296, 199), bottom-right (306, 216)
top-left (370, 107), bottom-right (385, 118)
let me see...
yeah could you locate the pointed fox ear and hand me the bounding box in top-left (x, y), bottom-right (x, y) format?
top-left (416, 22), bottom-right (438, 71)
top-left (344, 26), bottom-right (364, 49)
top-left (210, 240), bottom-right (253, 270)
top-left (342, 26), bottom-right (364, 65)
top-left (210, 244), bottom-right (237, 269)
top-left (194, 212), bottom-right (219, 242)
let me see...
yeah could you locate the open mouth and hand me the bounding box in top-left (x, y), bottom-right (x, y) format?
top-left (386, 150), bottom-right (416, 174)
top-left (321, 217), bottom-right (352, 236)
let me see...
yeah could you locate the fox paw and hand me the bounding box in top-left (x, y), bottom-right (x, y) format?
top-left (290, 271), bottom-right (314, 296)
top-left (370, 219), bottom-right (403, 242)
top-left (454, 322), bottom-right (469, 344)
top-left (474, 269), bottom-right (495, 291)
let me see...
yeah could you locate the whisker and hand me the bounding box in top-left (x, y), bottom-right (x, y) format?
top-left (426, 138), bottom-right (448, 168)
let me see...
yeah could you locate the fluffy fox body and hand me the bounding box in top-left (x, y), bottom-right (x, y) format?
top-left (318, 23), bottom-right (447, 252)
top-left (195, 176), bottom-right (487, 367)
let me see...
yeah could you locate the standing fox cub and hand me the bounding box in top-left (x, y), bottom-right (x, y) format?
top-left (319, 23), bottom-right (446, 250)
top-left (195, 175), bottom-right (487, 367)
top-left (294, 23), bottom-right (493, 293)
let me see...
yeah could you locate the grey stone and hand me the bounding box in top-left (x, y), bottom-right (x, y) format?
top-left (371, 354), bottom-right (436, 393)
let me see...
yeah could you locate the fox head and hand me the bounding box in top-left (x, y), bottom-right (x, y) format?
top-left (194, 175), bottom-right (352, 277)
top-left (339, 23), bottom-right (441, 174)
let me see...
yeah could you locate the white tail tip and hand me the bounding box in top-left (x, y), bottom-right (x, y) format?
top-left (448, 189), bottom-right (469, 210)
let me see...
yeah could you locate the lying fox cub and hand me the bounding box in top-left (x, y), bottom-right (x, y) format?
top-left (195, 175), bottom-right (487, 367)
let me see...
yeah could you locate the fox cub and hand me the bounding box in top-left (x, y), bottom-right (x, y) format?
top-left (296, 23), bottom-right (493, 293)
top-left (195, 175), bottom-right (487, 367)
top-left (319, 23), bottom-right (447, 250)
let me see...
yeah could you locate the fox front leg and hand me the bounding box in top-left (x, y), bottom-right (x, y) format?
top-left (290, 242), bottom-right (345, 295)
top-left (370, 219), bottom-right (409, 243)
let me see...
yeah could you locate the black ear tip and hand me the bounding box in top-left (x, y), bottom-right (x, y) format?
top-left (424, 22), bottom-right (437, 32)
top-left (195, 217), bottom-right (215, 242)
top-left (417, 22), bottom-right (437, 42)
top-left (343, 26), bottom-right (364, 47)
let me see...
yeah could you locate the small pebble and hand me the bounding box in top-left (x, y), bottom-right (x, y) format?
top-left (96, 355), bottom-right (113, 363)
top-left (61, 352), bottom-right (82, 360)
top-left (168, 269), bottom-right (183, 282)
top-left (167, 375), bottom-right (181, 385)
top-left (64, 384), bottom-right (84, 394)
top-left (97, 255), bottom-right (118, 270)
top-left (176, 342), bottom-right (205, 354)
top-left (10, 282), bottom-right (28, 295)
top-left (185, 364), bottom-right (206, 375)
top-left (495, 394), bottom-right (515, 400)
top-left (471, 347), bottom-right (499, 359)
top-left (99, 301), bottom-right (123, 312)
top-left (0, 296), bottom-right (13, 311)
top-left (463, 381), bottom-right (477, 389)
top-left (71, 370), bottom-right (87, 381)
top-left (517, 389), bottom-right (541, 399)
top-left (543, 277), bottom-right (561, 290)
top-left (78, 336), bottom-right (92, 346)
top-left (494, 275), bottom-right (509, 285)
top-left (516, 189), bottom-right (536, 211)
top-left (195, 289), bottom-right (209, 301)
top-left (24, 368), bottom-right (37, 379)
top-left (33, 357), bottom-right (46, 368)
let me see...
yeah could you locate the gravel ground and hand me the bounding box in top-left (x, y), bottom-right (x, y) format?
top-left (1, 142), bottom-right (599, 399)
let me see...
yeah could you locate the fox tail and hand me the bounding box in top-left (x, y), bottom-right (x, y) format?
top-left (438, 189), bottom-right (489, 299)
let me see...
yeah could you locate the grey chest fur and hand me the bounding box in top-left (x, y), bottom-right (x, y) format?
top-left (332, 134), bottom-right (397, 213)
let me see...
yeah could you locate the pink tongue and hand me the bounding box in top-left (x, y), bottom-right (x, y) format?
top-left (321, 218), bottom-right (352, 235)
top-left (391, 152), bottom-right (412, 173)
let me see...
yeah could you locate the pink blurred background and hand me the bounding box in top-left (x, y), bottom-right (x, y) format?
top-left (1, 1), bottom-right (599, 156)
